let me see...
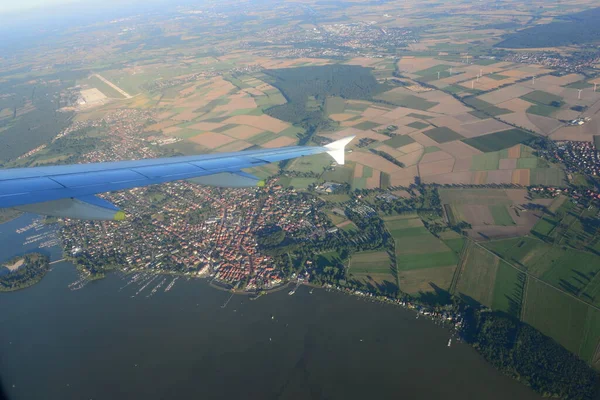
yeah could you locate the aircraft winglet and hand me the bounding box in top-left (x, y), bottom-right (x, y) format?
top-left (324, 136), bottom-right (355, 165)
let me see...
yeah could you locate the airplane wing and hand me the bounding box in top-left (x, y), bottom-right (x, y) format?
top-left (0, 136), bottom-right (354, 220)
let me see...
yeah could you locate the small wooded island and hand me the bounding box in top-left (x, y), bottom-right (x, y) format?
top-left (0, 253), bottom-right (50, 292)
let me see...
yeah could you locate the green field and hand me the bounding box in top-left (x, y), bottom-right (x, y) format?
top-left (489, 205), bottom-right (515, 226)
top-left (526, 104), bottom-right (559, 117)
top-left (516, 157), bottom-right (538, 169)
top-left (349, 250), bottom-right (397, 288)
top-left (470, 152), bottom-right (500, 170)
top-left (407, 121), bottom-right (429, 130)
top-left (463, 97), bottom-right (512, 116)
top-left (487, 73), bottom-right (509, 80)
top-left (454, 242), bottom-right (499, 307)
top-left (532, 217), bottom-right (556, 236)
top-left (322, 166), bottom-right (354, 184)
top-left (325, 96), bottom-right (346, 115)
top-left (375, 91), bottom-right (438, 110)
top-left (484, 236), bottom-right (600, 305)
top-left (521, 90), bottom-right (563, 106)
top-left (414, 64), bottom-right (452, 77)
top-left (385, 217), bottom-right (457, 271)
top-left (353, 121), bottom-right (380, 130)
top-left (384, 135), bottom-right (415, 148)
top-left (491, 261), bottom-right (525, 317)
top-left (463, 129), bottom-right (536, 152)
top-left (422, 127), bottom-right (463, 143)
top-left (523, 279), bottom-right (590, 356)
top-left (288, 177), bottom-right (318, 189)
top-left (288, 154), bottom-right (332, 173)
top-left (529, 168), bottom-right (566, 186)
top-left (566, 80), bottom-right (594, 89)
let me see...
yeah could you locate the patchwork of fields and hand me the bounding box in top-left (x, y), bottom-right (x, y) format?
top-left (384, 214), bottom-right (458, 295)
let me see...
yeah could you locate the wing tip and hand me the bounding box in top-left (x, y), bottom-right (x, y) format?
top-left (324, 136), bottom-right (355, 165)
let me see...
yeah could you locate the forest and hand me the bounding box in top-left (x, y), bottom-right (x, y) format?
top-left (0, 70), bottom-right (87, 163)
top-left (263, 65), bottom-right (391, 142)
top-left (496, 7), bottom-right (600, 48)
top-left (0, 253), bottom-right (50, 292)
top-left (463, 310), bottom-right (599, 400)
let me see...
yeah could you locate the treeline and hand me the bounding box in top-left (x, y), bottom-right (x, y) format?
top-left (370, 149), bottom-right (405, 168)
top-left (463, 310), bottom-right (599, 400)
top-left (496, 7), bottom-right (600, 48)
top-left (0, 253), bottom-right (50, 292)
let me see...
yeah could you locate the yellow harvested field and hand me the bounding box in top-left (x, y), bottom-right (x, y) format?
top-left (374, 144), bottom-right (405, 160)
top-left (458, 119), bottom-right (511, 138)
top-left (453, 157), bottom-right (473, 172)
top-left (420, 151), bottom-right (453, 163)
top-left (419, 158), bottom-right (455, 177)
top-left (380, 107), bottom-right (414, 120)
top-left (341, 117), bottom-right (368, 127)
top-left (538, 74), bottom-right (584, 86)
top-left (346, 152), bottom-right (401, 174)
top-left (500, 69), bottom-right (530, 78)
top-left (262, 136), bottom-right (297, 148)
top-left (498, 113), bottom-right (543, 135)
top-left (163, 126), bottom-right (182, 134)
top-left (330, 113), bottom-right (356, 121)
top-left (421, 171), bottom-right (474, 185)
top-left (397, 142), bottom-right (424, 154)
top-left (171, 109), bottom-right (200, 121)
top-left (397, 57), bottom-right (444, 73)
top-left (389, 165), bottom-right (419, 186)
top-left (362, 107), bottom-right (389, 118)
top-left (478, 85), bottom-right (534, 105)
top-left (438, 141), bottom-right (481, 158)
top-left (215, 140), bottom-right (253, 152)
top-left (507, 145), bottom-right (521, 159)
top-left (410, 131), bottom-right (440, 147)
top-left (472, 171), bottom-right (488, 184)
top-left (354, 163), bottom-right (364, 178)
top-left (428, 101), bottom-right (471, 116)
top-left (496, 98), bottom-right (532, 113)
top-left (550, 123), bottom-right (600, 141)
top-left (222, 125), bottom-right (263, 140)
top-left (188, 122), bottom-right (225, 131)
top-left (486, 170), bottom-right (513, 184)
top-left (346, 57), bottom-right (383, 67)
top-left (512, 169), bottom-right (531, 185)
top-left (213, 97), bottom-right (257, 113)
top-left (397, 150), bottom-right (423, 167)
top-left (223, 115), bottom-right (289, 133)
top-left (189, 132), bottom-right (236, 149)
top-left (366, 170), bottom-right (381, 189)
top-left (146, 120), bottom-right (180, 132)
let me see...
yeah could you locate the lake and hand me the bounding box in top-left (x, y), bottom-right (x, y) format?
top-left (0, 214), bottom-right (541, 400)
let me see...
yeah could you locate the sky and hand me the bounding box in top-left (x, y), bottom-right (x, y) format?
top-left (0, 0), bottom-right (81, 13)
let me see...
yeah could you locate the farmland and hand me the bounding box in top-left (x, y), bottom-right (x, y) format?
top-left (384, 215), bottom-right (458, 294)
top-left (453, 242), bottom-right (499, 307)
top-left (463, 129), bottom-right (536, 152)
top-left (348, 250), bottom-right (397, 290)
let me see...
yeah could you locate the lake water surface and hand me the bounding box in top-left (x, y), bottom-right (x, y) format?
top-left (0, 215), bottom-right (542, 400)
